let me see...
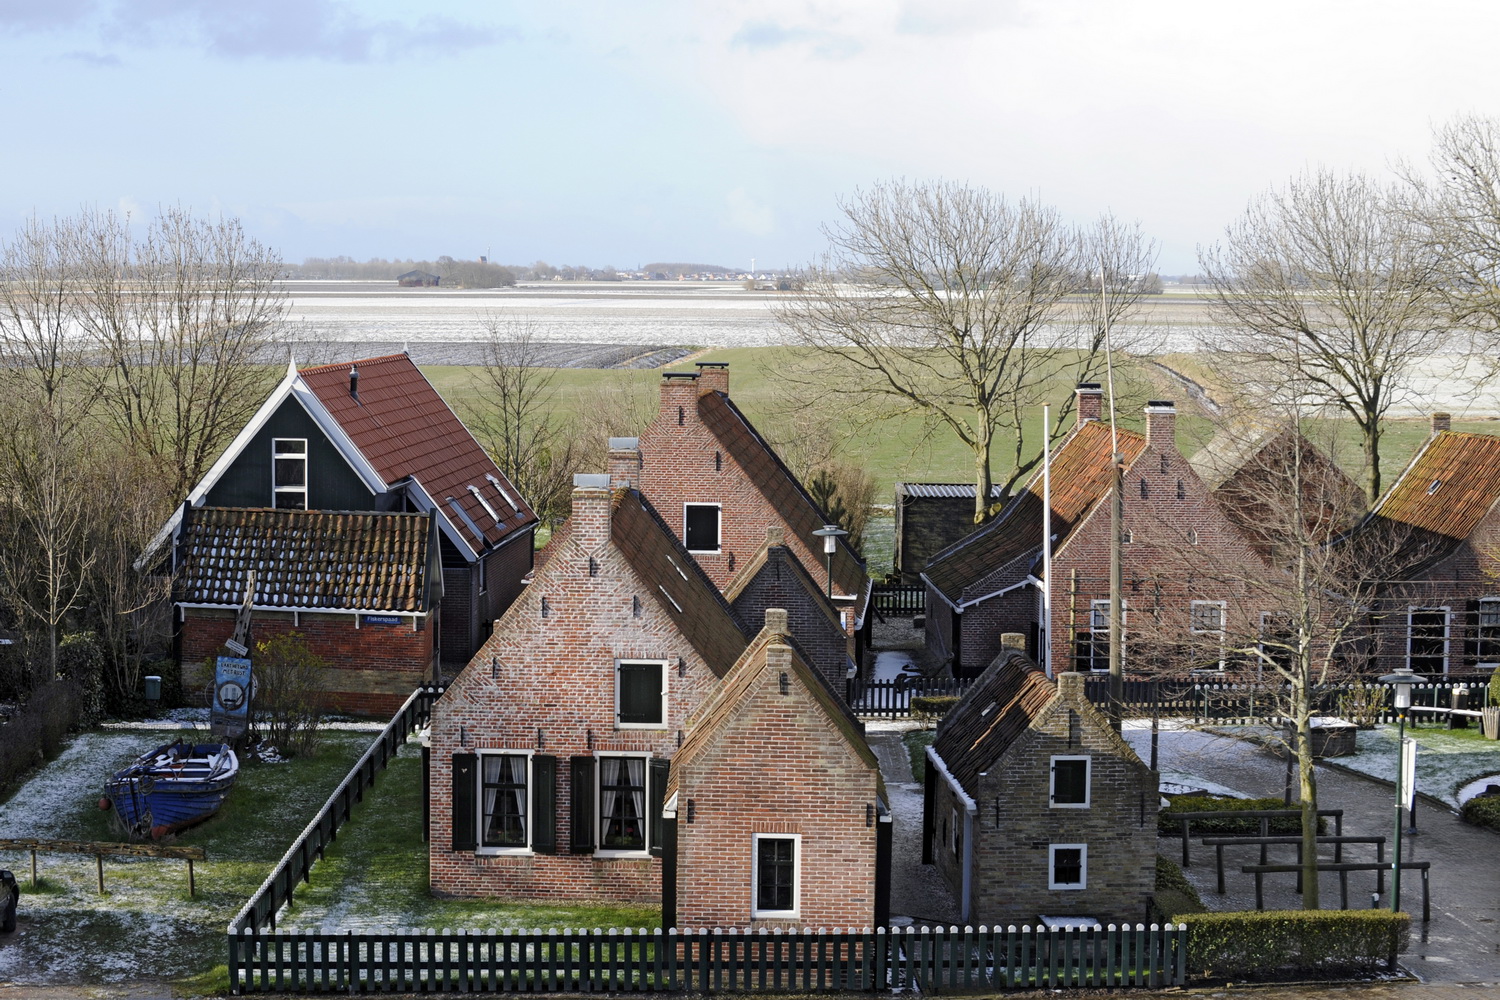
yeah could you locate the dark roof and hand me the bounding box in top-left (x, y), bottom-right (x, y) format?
top-left (299, 354), bottom-right (535, 553)
top-left (898, 483), bottom-right (1007, 500)
top-left (923, 421), bottom-right (1147, 603)
top-left (666, 625), bottom-right (880, 802)
top-left (698, 390), bottom-right (868, 603)
top-left (175, 507), bottom-right (434, 612)
top-left (932, 650), bottom-right (1056, 789)
top-left (610, 489), bottom-right (750, 676)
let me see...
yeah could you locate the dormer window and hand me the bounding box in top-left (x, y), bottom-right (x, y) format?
top-left (272, 439), bottom-right (307, 509)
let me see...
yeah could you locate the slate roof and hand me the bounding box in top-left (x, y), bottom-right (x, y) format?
top-left (175, 507), bottom-right (434, 612)
top-left (299, 354), bottom-right (536, 554)
top-left (898, 483), bottom-right (1007, 500)
top-left (698, 390), bottom-right (869, 606)
top-left (923, 421), bottom-right (1147, 604)
top-left (609, 489), bottom-right (751, 676)
top-left (722, 541), bottom-right (843, 630)
top-left (931, 650), bottom-right (1056, 790)
top-left (1358, 430), bottom-right (1500, 568)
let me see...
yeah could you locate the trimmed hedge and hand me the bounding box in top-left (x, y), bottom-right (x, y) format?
top-left (0, 680), bottom-right (81, 798)
top-left (910, 694), bottom-right (961, 721)
top-left (1461, 795), bottom-right (1500, 833)
top-left (1177, 910), bottom-right (1410, 979)
top-left (1160, 795), bottom-right (1325, 836)
top-left (1150, 855), bottom-right (1205, 922)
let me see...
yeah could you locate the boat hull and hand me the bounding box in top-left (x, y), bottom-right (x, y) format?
top-left (105, 741), bottom-right (239, 839)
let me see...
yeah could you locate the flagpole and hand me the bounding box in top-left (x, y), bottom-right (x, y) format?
top-left (1042, 403), bottom-right (1053, 678)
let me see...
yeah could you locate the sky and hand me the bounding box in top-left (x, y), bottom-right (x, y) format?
top-left (2, 0), bottom-right (1498, 274)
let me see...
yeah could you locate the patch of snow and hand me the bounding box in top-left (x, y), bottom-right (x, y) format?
top-left (871, 650), bottom-right (918, 683)
top-left (1456, 774), bottom-right (1500, 805)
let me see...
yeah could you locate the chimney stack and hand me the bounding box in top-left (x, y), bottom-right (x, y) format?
top-left (696, 361), bottom-right (729, 395)
top-left (1076, 383), bottom-right (1102, 425)
top-left (1144, 400), bottom-right (1177, 450)
top-left (1431, 412), bottom-right (1452, 435)
top-left (607, 437), bottom-right (641, 489)
top-left (349, 364), bottom-right (359, 398)
top-left (659, 371), bottom-right (701, 427)
top-left (569, 473), bottom-right (612, 548)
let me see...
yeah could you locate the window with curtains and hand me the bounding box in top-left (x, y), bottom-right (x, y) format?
top-left (598, 755), bottom-right (648, 852)
top-left (480, 754), bottom-right (528, 849)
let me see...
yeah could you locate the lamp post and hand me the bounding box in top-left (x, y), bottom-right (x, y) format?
top-left (812, 523), bottom-right (848, 600)
top-left (1378, 667), bottom-right (1424, 913)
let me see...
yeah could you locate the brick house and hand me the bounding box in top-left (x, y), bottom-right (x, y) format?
top-left (662, 608), bottom-right (890, 929)
top-left (892, 483), bottom-right (1003, 586)
top-left (624, 364), bottom-right (872, 663)
top-left (923, 636), bottom-right (1158, 926)
top-left (144, 353), bottom-right (537, 695)
top-left (1346, 416), bottom-right (1500, 676)
top-left (427, 477), bottom-right (750, 902)
top-left (923, 386), bottom-right (1265, 677)
top-left (174, 507), bottom-right (442, 715)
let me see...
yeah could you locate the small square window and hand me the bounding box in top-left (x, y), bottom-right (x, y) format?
top-left (684, 503), bottom-right (721, 552)
top-left (1190, 601), bottom-right (1225, 634)
top-left (1049, 844), bottom-right (1087, 890)
top-left (753, 834), bottom-right (800, 917)
top-left (1050, 756), bottom-right (1090, 807)
top-left (616, 661), bottom-right (666, 728)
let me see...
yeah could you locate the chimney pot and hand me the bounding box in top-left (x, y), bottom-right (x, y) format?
top-left (349, 365), bottom-right (359, 397)
top-left (696, 361), bottom-right (730, 395)
top-left (607, 437), bottom-right (641, 489)
top-left (1075, 383), bottom-right (1102, 425)
top-left (1431, 412), bottom-right (1452, 434)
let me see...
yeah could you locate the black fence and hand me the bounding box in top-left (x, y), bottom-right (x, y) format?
top-left (847, 676), bottom-right (975, 718)
top-left (871, 585), bottom-right (925, 617)
top-left (1080, 676), bottom-right (1494, 725)
top-left (229, 922), bottom-right (1186, 993)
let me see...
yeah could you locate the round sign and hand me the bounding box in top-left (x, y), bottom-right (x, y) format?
top-left (217, 680), bottom-right (247, 712)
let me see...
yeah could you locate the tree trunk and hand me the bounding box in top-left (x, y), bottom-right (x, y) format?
top-left (1295, 710), bottom-right (1321, 909)
top-left (1362, 416), bottom-right (1382, 507)
top-left (972, 427), bottom-right (993, 525)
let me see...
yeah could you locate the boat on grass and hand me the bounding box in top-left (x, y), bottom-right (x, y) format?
top-left (103, 739), bottom-right (239, 839)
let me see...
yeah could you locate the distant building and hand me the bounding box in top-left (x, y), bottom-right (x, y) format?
top-left (397, 270), bottom-right (441, 287)
top-left (893, 483), bottom-right (1004, 586)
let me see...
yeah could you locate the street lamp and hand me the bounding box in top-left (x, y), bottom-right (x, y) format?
top-left (1378, 667), bottom-right (1425, 913)
top-left (812, 523), bottom-right (848, 600)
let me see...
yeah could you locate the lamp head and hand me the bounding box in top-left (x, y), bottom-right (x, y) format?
top-left (1378, 668), bottom-right (1425, 709)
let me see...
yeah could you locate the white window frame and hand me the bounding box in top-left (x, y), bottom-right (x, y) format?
top-left (1407, 606), bottom-right (1450, 675)
top-left (272, 438), bottom-right (308, 509)
top-left (1048, 843), bottom-right (1088, 890)
top-left (683, 502), bottom-right (722, 553)
top-left (1478, 598), bottom-right (1500, 663)
top-left (1191, 600), bottom-right (1227, 672)
top-left (1049, 755), bottom-right (1091, 809)
top-left (476, 751), bottom-right (532, 856)
top-left (751, 832), bottom-right (801, 919)
top-left (615, 659), bottom-right (668, 729)
top-left (595, 751), bottom-right (653, 858)
top-left (1087, 599), bottom-right (1126, 672)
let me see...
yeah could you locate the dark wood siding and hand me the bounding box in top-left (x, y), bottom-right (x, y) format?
top-left (204, 397), bottom-right (375, 511)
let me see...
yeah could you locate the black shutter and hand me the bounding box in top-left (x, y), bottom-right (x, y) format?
top-left (570, 756), bottom-right (595, 854)
top-left (648, 757), bottom-right (670, 857)
top-left (532, 755), bottom-right (557, 855)
top-left (451, 753), bottom-right (477, 852)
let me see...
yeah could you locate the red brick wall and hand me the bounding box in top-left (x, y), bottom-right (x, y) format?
top-left (729, 550), bottom-right (852, 695)
top-left (673, 643), bottom-right (881, 929)
top-left (428, 487), bottom-right (722, 901)
top-left (179, 608), bottom-right (434, 717)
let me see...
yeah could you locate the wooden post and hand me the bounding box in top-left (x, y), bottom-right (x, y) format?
top-left (188, 858), bottom-right (196, 898)
top-left (96, 854), bottom-right (105, 894)
top-left (29, 849), bottom-right (37, 888)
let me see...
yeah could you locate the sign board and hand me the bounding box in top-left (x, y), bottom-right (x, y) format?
top-left (224, 638), bottom-right (248, 656)
top-left (362, 614), bottom-right (402, 626)
top-left (1400, 736), bottom-right (1418, 810)
top-left (211, 656), bottom-right (253, 738)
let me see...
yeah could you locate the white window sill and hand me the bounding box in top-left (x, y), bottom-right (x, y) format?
top-left (476, 847), bottom-right (534, 857)
top-left (616, 723), bottom-right (666, 731)
top-left (752, 910), bottom-right (798, 920)
top-left (1048, 883), bottom-right (1087, 891)
top-left (1049, 803), bottom-right (1091, 809)
top-left (594, 849), bottom-right (651, 860)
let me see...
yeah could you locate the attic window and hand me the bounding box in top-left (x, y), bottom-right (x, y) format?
top-left (1187, 529), bottom-right (1199, 545)
top-left (1427, 479), bottom-right (1443, 495)
top-left (1176, 479), bottom-right (1186, 500)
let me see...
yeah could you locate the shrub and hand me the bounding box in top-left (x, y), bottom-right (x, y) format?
top-left (57, 631), bottom-right (106, 728)
top-left (1177, 910), bottom-right (1409, 979)
top-left (0, 680), bottom-right (81, 797)
top-left (1489, 664), bottom-right (1500, 708)
top-left (911, 694), bottom-right (961, 725)
top-left (1160, 795), bottom-right (1324, 836)
top-left (252, 632), bottom-right (327, 758)
top-left (1461, 795), bottom-right (1500, 833)
top-left (1150, 855), bottom-right (1205, 922)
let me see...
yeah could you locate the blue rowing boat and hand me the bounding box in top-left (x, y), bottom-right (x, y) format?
top-left (103, 739), bottom-right (239, 840)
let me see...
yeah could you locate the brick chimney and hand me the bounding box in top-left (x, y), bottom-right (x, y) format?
top-left (1076, 383), bottom-right (1103, 425)
top-left (607, 437), bottom-right (641, 489)
top-left (569, 473), bottom-right (612, 549)
top-left (1144, 400), bottom-right (1176, 450)
top-left (696, 361), bottom-right (729, 395)
top-left (658, 372), bottom-right (701, 427)
top-left (1431, 412), bottom-right (1452, 435)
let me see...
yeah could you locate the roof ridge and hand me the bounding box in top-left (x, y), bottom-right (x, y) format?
top-left (298, 353), bottom-right (410, 374)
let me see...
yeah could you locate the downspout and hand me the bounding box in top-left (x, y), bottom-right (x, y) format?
top-left (926, 745), bottom-right (978, 923)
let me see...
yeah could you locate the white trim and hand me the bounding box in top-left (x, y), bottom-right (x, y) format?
top-left (1190, 600), bottom-right (1228, 671)
top-left (1049, 755), bottom-right (1091, 808)
top-left (594, 751), bottom-right (653, 858)
top-left (475, 750), bottom-right (534, 856)
top-left (405, 476), bottom-right (481, 562)
top-left (683, 502), bottom-right (722, 553)
top-left (1407, 605), bottom-right (1451, 675)
top-left (615, 659), bottom-right (668, 730)
top-left (1048, 843), bottom-right (1088, 890)
top-left (958, 575), bottom-right (1042, 611)
top-left (925, 746), bottom-right (978, 814)
top-left (751, 832), bottom-right (801, 919)
top-left (271, 437), bottom-right (309, 509)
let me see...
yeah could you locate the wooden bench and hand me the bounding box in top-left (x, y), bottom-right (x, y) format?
top-left (0, 837), bottom-right (206, 897)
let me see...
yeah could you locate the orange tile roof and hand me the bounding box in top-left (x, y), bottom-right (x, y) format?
top-left (924, 421), bottom-right (1147, 603)
top-left (1371, 431), bottom-right (1500, 541)
top-left (299, 354), bottom-right (535, 553)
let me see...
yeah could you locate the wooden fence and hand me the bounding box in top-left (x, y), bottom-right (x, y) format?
top-left (1080, 676), bottom-right (1494, 726)
top-left (871, 585), bottom-right (925, 617)
top-left (847, 676), bottom-right (975, 718)
top-left (229, 922), bottom-right (1186, 994)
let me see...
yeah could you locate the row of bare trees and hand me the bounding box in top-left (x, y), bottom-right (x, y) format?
top-left (0, 207), bottom-right (287, 709)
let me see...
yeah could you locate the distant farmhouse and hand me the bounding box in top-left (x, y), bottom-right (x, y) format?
top-left (397, 270), bottom-right (441, 287)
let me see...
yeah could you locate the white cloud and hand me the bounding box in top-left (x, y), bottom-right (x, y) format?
top-left (725, 187), bottom-right (775, 236)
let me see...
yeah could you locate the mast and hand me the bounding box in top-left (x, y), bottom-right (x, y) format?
top-left (1042, 403), bottom-right (1053, 678)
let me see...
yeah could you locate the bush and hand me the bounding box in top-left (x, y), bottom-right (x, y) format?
top-left (1177, 910), bottom-right (1409, 979)
top-left (1160, 795), bottom-right (1324, 836)
top-left (1461, 795), bottom-right (1500, 833)
top-left (0, 680), bottom-right (81, 797)
top-left (1489, 664), bottom-right (1500, 708)
top-left (253, 632), bottom-right (327, 759)
top-left (1151, 855), bottom-right (1205, 922)
top-left (911, 694), bottom-right (961, 725)
top-left (57, 631), bottom-right (106, 728)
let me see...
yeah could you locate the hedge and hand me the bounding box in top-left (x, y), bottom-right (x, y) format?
top-left (1160, 795), bottom-right (1325, 836)
top-left (1461, 795), bottom-right (1500, 833)
top-left (1150, 855), bottom-right (1205, 922)
top-left (0, 680), bottom-right (81, 798)
top-left (1177, 910), bottom-right (1409, 978)
top-left (910, 694), bottom-right (961, 721)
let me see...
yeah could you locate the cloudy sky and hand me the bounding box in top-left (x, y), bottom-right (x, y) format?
top-left (2, 0), bottom-right (1495, 273)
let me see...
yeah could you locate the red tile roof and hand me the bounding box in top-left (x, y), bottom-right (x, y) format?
top-left (299, 354), bottom-right (535, 553)
top-left (924, 421), bottom-right (1146, 603)
top-left (1372, 431), bottom-right (1500, 541)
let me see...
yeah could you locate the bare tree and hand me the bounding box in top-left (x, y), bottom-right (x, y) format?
top-left (778, 180), bottom-right (1156, 524)
top-left (1200, 169), bottom-right (1447, 503)
top-left (0, 214), bottom-right (87, 404)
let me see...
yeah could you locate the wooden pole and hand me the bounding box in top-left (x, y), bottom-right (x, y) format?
top-left (96, 854), bottom-right (105, 894)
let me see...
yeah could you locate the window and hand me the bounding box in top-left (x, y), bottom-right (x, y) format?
top-left (1077, 600), bottom-right (1125, 672)
top-left (1408, 607), bottom-right (1449, 674)
top-left (1049, 844), bottom-right (1087, 890)
top-left (752, 834), bottom-right (800, 917)
top-left (1478, 599), bottom-right (1500, 661)
top-left (1050, 756), bottom-right (1090, 807)
top-left (616, 660), bottom-right (666, 728)
top-left (1191, 600), bottom-right (1227, 671)
top-left (1190, 601), bottom-right (1225, 633)
top-left (480, 754), bottom-right (528, 849)
top-left (684, 503), bottom-right (721, 552)
top-left (272, 438), bottom-right (307, 509)
top-left (598, 755), bottom-right (648, 852)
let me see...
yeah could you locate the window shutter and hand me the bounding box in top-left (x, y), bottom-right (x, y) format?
top-left (451, 753), bottom-right (477, 852)
top-left (570, 756), bottom-right (595, 854)
top-left (532, 755), bottom-right (557, 855)
top-left (648, 758), bottom-right (670, 858)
